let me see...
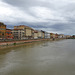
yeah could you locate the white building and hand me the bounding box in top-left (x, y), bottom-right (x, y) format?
top-left (45, 32), bottom-right (50, 39)
top-left (12, 29), bottom-right (26, 40)
top-left (58, 34), bottom-right (66, 38)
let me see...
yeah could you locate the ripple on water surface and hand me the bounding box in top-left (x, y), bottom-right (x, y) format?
top-left (0, 40), bottom-right (75, 75)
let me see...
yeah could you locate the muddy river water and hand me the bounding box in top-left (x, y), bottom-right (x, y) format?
top-left (0, 39), bottom-right (75, 75)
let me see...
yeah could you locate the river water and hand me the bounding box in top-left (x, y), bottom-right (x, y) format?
top-left (0, 39), bottom-right (75, 75)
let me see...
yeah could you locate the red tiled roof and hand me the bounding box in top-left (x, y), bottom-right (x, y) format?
top-left (14, 25), bottom-right (34, 29)
top-left (34, 30), bottom-right (38, 33)
top-left (13, 29), bottom-right (23, 30)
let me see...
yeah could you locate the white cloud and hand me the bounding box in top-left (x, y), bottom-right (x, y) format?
top-left (0, 0), bottom-right (75, 34)
top-left (0, 1), bottom-right (44, 23)
top-left (30, 6), bottom-right (66, 23)
top-left (30, 6), bottom-right (54, 19)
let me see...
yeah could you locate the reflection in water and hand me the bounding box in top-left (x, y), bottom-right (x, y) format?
top-left (0, 40), bottom-right (75, 75)
top-left (41, 42), bottom-right (49, 47)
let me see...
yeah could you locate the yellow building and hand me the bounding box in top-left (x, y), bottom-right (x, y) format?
top-left (50, 33), bottom-right (55, 38)
top-left (0, 22), bottom-right (6, 39)
top-left (38, 30), bottom-right (45, 39)
top-left (14, 25), bottom-right (25, 29)
top-left (34, 30), bottom-right (38, 39)
top-left (25, 28), bottom-right (32, 36)
top-left (14, 25), bottom-right (34, 39)
top-left (38, 31), bottom-right (42, 38)
top-left (66, 35), bottom-right (71, 39)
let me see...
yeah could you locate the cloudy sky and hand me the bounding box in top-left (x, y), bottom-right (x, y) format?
top-left (0, 0), bottom-right (75, 35)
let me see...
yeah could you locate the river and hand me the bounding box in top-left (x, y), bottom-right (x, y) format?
top-left (0, 39), bottom-right (75, 75)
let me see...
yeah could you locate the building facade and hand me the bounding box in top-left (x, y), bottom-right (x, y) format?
top-left (37, 30), bottom-right (45, 39)
top-left (0, 22), bottom-right (6, 39)
top-left (14, 25), bottom-right (34, 39)
top-left (12, 29), bottom-right (25, 40)
top-left (38, 31), bottom-right (42, 38)
top-left (45, 32), bottom-right (50, 39)
top-left (55, 33), bottom-right (59, 38)
top-left (58, 34), bottom-right (66, 39)
top-left (50, 33), bottom-right (56, 39)
top-left (6, 29), bottom-right (13, 39)
top-left (72, 35), bottom-right (75, 38)
top-left (34, 30), bottom-right (38, 39)
top-left (41, 30), bottom-right (45, 39)
top-left (66, 35), bottom-right (71, 39)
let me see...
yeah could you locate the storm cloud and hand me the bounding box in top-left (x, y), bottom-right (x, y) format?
top-left (0, 0), bottom-right (75, 35)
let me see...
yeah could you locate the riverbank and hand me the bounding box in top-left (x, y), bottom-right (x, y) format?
top-left (0, 38), bottom-right (65, 50)
top-left (0, 39), bottom-right (53, 50)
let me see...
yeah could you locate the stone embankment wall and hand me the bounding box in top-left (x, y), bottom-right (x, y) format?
top-left (0, 39), bottom-right (53, 49)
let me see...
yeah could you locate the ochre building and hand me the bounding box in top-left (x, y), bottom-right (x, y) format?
top-left (0, 22), bottom-right (6, 39)
top-left (6, 29), bottom-right (13, 39)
